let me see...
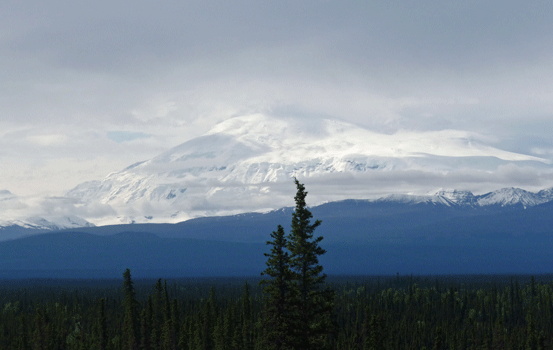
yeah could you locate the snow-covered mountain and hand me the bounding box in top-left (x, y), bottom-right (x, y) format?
top-left (0, 190), bottom-right (94, 231)
top-left (0, 216), bottom-right (94, 231)
top-left (62, 114), bottom-right (552, 225)
top-left (379, 187), bottom-right (553, 209)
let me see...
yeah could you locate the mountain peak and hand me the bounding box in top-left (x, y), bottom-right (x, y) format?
top-left (475, 187), bottom-right (549, 208)
top-left (60, 114), bottom-right (552, 225)
top-left (434, 189), bottom-right (477, 205)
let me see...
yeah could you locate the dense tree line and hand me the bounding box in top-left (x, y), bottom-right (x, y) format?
top-left (3, 274), bottom-right (553, 349)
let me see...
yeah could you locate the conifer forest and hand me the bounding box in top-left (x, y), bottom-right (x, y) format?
top-left (2, 181), bottom-right (553, 349)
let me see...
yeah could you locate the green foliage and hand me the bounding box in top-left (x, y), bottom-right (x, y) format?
top-left (364, 314), bottom-right (387, 350)
top-left (1, 275), bottom-right (553, 349)
top-left (261, 179), bottom-right (335, 350)
top-left (241, 283), bottom-right (254, 350)
top-left (122, 268), bottom-right (139, 350)
top-left (97, 298), bottom-right (108, 350)
top-left (260, 224), bottom-right (293, 350)
top-left (286, 179), bottom-right (335, 350)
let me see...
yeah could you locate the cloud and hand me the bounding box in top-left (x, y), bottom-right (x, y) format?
top-left (2, 160), bottom-right (552, 225)
top-left (1, 0), bottom-right (553, 199)
top-left (26, 134), bottom-right (68, 146)
top-left (130, 165), bottom-right (553, 217)
top-left (300, 165), bottom-right (553, 199)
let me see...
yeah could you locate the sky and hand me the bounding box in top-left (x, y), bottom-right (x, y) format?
top-left (1, 0), bottom-right (553, 198)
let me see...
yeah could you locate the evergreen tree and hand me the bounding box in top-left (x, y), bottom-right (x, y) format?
top-left (230, 301), bottom-right (243, 350)
top-left (260, 225), bottom-right (293, 350)
top-left (432, 326), bottom-right (444, 350)
top-left (275, 179), bottom-right (335, 350)
top-left (526, 309), bottom-right (538, 350)
top-left (162, 281), bottom-right (176, 350)
top-left (364, 314), bottom-right (386, 350)
top-left (31, 307), bottom-right (46, 350)
top-left (151, 279), bottom-right (163, 350)
top-left (139, 308), bottom-right (151, 350)
top-left (18, 313), bottom-right (28, 350)
top-left (172, 299), bottom-right (180, 347)
top-left (0, 321), bottom-right (8, 350)
top-left (241, 282), bottom-right (253, 350)
top-left (213, 312), bottom-right (226, 350)
top-left (122, 268), bottom-right (140, 350)
top-left (222, 304), bottom-right (235, 350)
top-left (140, 296), bottom-right (154, 350)
top-left (537, 331), bottom-right (546, 350)
top-left (177, 321), bottom-right (189, 350)
top-left (97, 298), bottom-right (108, 350)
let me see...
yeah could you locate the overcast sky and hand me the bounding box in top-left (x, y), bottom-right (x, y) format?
top-left (1, 0), bottom-right (553, 196)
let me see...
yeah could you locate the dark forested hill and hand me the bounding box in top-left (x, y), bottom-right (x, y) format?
top-left (0, 231), bottom-right (266, 278)
top-left (1, 199), bottom-right (552, 278)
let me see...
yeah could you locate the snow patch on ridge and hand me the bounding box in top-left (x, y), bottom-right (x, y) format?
top-left (0, 215), bottom-right (94, 231)
top-left (375, 187), bottom-right (553, 209)
top-left (476, 187), bottom-right (553, 208)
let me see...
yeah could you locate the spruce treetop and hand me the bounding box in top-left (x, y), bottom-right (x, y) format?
top-left (261, 179), bottom-right (335, 350)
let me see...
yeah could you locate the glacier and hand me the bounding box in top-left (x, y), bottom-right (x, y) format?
top-left (2, 114), bottom-right (552, 228)
top-left (60, 114), bottom-right (553, 225)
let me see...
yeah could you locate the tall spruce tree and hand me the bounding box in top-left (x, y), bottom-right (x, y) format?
top-left (97, 298), bottom-right (108, 350)
top-left (287, 179), bottom-right (335, 350)
top-left (122, 268), bottom-right (139, 350)
top-left (241, 282), bottom-right (254, 350)
top-left (260, 224), bottom-right (293, 350)
top-left (261, 179), bottom-right (335, 350)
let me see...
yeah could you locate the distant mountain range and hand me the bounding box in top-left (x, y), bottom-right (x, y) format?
top-left (2, 186), bottom-right (553, 240)
top-left (379, 187), bottom-right (553, 208)
top-left (2, 114), bottom-right (552, 228)
top-left (1, 190), bottom-right (553, 277)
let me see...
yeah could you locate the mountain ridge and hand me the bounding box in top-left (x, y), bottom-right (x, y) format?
top-left (1, 185), bottom-right (552, 237)
top-left (1, 197), bottom-right (553, 277)
top-left (63, 114), bottom-right (552, 225)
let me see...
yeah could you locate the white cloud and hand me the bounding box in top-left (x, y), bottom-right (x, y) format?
top-left (26, 134), bottom-right (68, 146)
top-left (0, 0), bottom-right (552, 202)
